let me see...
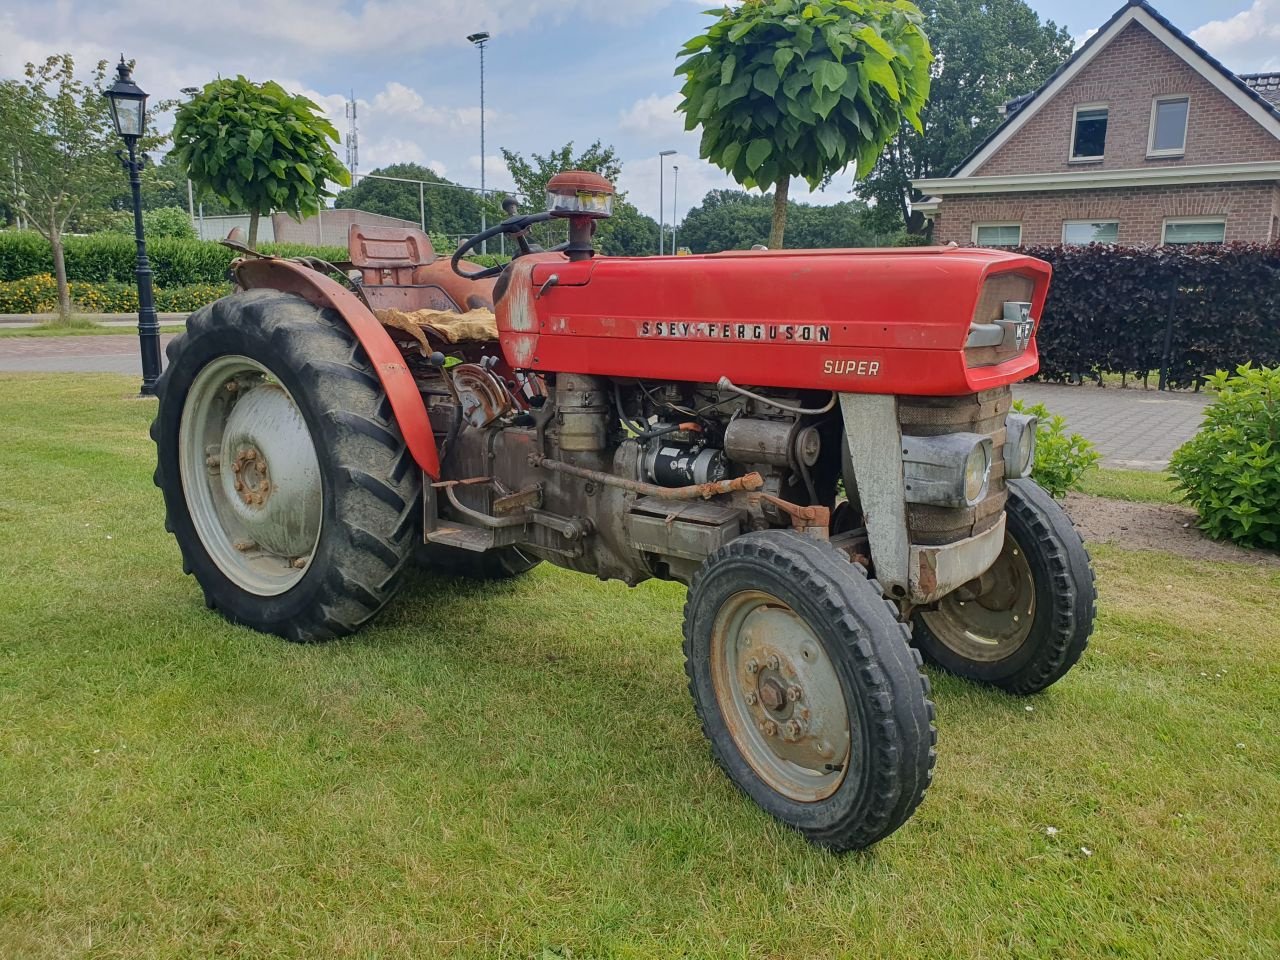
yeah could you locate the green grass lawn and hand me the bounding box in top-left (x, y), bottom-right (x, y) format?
top-left (1078, 467), bottom-right (1181, 504)
top-left (1, 375), bottom-right (1276, 959)
top-left (0, 323), bottom-right (187, 338)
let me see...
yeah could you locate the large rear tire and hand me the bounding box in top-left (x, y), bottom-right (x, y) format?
top-left (911, 479), bottom-right (1095, 694)
top-left (683, 531), bottom-right (936, 851)
top-left (152, 290), bottom-right (421, 642)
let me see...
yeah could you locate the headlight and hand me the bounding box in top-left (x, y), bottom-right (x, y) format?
top-left (1004, 412), bottom-right (1038, 479)
top-left (901, 433), bottom-right (994, 508)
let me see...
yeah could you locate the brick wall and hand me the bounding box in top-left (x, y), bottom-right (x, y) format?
top-left (976, 22), bottom-right (1280, 176)
top-left (932, 181), bottom-right (1278, 246)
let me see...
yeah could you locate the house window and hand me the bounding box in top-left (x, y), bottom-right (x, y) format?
top-left (973, 223), bottom-right (1022, 247)
top-left (1149, 97), bottom-right (1190, 156)
top-left (1071, 106), bottom-right (1108, 161)
top-left (1062, 220), bottom-right (1119, 245)
top-left (1163, 218), bottom-right (1226, 245)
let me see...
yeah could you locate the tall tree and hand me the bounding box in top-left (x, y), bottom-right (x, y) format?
top-left (675, 0), bottom-right (932, 248)
top-left (857, 0), bottom-right (1073, 236)
top-left (0, 55), bottom-right (133, 319)
top-left (333, 163), bottom-right (482, 237)
top-left (172, 77), bottom-right (349, 247)
top-left (499, 140), bottom-right (658, 256)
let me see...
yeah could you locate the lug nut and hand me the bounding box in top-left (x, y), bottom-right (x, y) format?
top-left (205, 455), bottom-right (220, 468)
top-left (744, 691), bottom-right (758, 705)
top-left (760, 719), bottom-right (778, 737)
top-left (787, 685), bottom-right (802, 703)
top-left (766, 655), bottom-right (781, 671)
top-left (745, 658), bottom-right (760, 675)
top-left (784, 720), bottom-right (803, 738)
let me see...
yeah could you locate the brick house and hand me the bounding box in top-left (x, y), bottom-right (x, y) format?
top-left (913, 0), bottom-right (1280, 248)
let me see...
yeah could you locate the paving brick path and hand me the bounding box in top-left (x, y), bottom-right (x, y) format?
top-left (1014, 382), bottom-right (1209, 471)
top-left (0, 335), bottom-right (1207, 471)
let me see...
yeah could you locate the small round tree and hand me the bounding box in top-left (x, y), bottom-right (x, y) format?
top-left (676, 0), bottom-right (932, 247)
top-left (172, 78), bottom-right (349, 247)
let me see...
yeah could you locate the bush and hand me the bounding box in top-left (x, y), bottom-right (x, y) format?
top-left (0, 231), bottom-right (352, 286)
top-left (1013, 400), bottom-right (1101, 498)
top-left (1170, 364), bottom-right (1280, 549)
top-left (143, 206), bottom-right (198, 240)
top-left (0, 273), bottom-right (230, 314)
top-left (1015, 243), bottom-right (1280, 388)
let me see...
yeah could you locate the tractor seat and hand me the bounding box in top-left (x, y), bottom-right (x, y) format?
top-left (348, 224), bottom-right (437, 286)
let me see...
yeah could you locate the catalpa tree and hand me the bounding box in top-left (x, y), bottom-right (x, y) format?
top-left (676, 0), bottom-right (932, 247)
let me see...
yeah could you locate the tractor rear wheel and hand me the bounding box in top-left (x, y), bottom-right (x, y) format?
top-left (683, 531), bottom-right (936, 851)
top-left (152, 290), bottom-right (421, 642)
top-left (911, 479), bottom-right (1095, 694)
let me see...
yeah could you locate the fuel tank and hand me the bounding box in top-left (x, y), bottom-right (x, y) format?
top-left (495, 247), bottom-right (1051, 397)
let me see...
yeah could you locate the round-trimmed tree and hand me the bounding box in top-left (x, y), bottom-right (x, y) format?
top-left (676, 0), bottom-right (932, 247)
top-left (172, 78), bottom-right (349, 247)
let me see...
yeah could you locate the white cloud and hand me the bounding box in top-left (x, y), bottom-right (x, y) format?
top-left (1191, 0), bottom-right (1280, 72)
top-left (1074, 28), bottom-right (1098, 49)
top-left (618, 92), bottom-right (685, 140)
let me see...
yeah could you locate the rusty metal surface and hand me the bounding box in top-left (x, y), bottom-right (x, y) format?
top-left (529, 453), bottom-right (763, 500)
top-left (749, 494), bottom-right (831, 540)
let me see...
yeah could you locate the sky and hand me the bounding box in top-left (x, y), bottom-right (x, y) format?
top-left (1, 0), bottom-right (1276, 227)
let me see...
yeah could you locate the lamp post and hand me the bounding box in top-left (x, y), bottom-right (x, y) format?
top-left (467, 31), bottom-right (490, 254)
top-left (658, 149), bottom-right (675, 255)
top-left (672, 164), bottom-right (679, 254)
top-left (104, 57), bottom-right (161, 397)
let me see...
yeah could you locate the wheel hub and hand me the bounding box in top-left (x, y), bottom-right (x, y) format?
top-left (711, 592), bottom-right (852, 802)
top-left (178, 355), bottom-right (324, 596)
top-left (919, 533), bottom-right (1036, 662)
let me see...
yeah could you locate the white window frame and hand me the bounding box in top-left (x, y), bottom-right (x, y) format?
top-left (1062, 220), bottom-right (1120, 245)
top-left (972, 222), bottom-right (1023, 247)
top-left (1148, 95), bottom-right (1190, 158)
top-left (1070, 103), bottom-right (1109, 163)
top-left (1162, 216), bottom-right (1226, 245)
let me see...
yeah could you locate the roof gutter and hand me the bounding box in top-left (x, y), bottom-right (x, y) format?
top-left (914, 162), bottom-right (1280, 197)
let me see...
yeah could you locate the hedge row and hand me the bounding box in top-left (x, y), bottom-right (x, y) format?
top-left (0, 231), bottom-right (348, 288)
top-left (0, 274), bottom-right (231, 314)
top-left (1021, 243), bottom-right (1280, 388)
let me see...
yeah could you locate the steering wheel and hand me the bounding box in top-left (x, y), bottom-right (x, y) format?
top-left (451, 204), bottom-right (554, 280)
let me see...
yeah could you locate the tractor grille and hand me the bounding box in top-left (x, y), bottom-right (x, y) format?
top-left (898, 387), bottom-right (1011, 546)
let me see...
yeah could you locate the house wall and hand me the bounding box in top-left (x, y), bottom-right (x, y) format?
top-left (975, 21), bottom-right (1280, 177)
top-left (932, 181), bottom-right (1278, 246)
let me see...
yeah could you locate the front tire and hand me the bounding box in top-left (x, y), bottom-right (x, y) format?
top-left (152, 290), bottom-right (421, 642)
top-left (912, 479), bottom-right (1096, 694)
top-left (683, 531), bottom-right (936, 851)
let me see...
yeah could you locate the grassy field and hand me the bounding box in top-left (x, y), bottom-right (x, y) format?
top-left (0, 323), bottom-right (187, 338)
top-left (1, 374), bottom-right (1276, 959)
top-left (1077, 467), bottom-right (1180, 504)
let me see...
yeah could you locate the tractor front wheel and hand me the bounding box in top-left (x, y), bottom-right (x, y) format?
top-left (152, 290), bottom-right (421, 642)
top-left (683, 531), bottom-right (936, 851)
top-left (911, 479), bottom-right (1095, 694)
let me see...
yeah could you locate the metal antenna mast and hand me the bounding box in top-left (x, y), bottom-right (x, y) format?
top-left (345, 91), bottom-right (359, 178)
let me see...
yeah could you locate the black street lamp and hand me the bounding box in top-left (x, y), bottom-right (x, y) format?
top-left (103, 56), bottom-right (161, 397)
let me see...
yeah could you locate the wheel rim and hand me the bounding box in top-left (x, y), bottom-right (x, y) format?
top-left (919, 533), bottom-right (1035, 662)
top-left (709, 590), bottom-right (852, 803)
top-left (178, 355), bottom-right (323, 596)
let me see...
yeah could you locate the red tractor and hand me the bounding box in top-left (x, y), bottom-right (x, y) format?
top-left (153, 171), bottom-right (1094, 850)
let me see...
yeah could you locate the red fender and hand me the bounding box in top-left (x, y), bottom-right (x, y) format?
top-left (234, 258), bottom-right (441, 479)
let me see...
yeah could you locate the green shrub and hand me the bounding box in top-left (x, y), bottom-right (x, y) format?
top-left (0, 274), bottom-right (230, 314)
top-left (1013, 400), bottom-right (1101, 498)
top-left (143, 206), bottom-right (198, 240)
top-left (1170, 364), bottom-right (1280, 549)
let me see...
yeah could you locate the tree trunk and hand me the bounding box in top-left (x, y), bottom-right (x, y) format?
top-left (247, 210), bottom-right (260, 249)
top-left (768, 175), bottom-right (790, 249)
top-left (50, 227), bottom-right (71, 323)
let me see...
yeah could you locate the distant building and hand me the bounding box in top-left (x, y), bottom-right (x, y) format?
top-left (913, 0), bottom-right (1280, 247)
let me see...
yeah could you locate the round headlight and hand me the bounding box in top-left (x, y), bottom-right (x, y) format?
top-left (964, 442), bottom-right (992, 504)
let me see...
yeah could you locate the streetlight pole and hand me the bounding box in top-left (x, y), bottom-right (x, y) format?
top-left (104, 57), bottom-right (161, 397)
top-left (658, 149), bottom-right (675, 255)
top-left (468, 32), bottom-right (491, 254)
top-left (672, 164), bottom-right (679, 254)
